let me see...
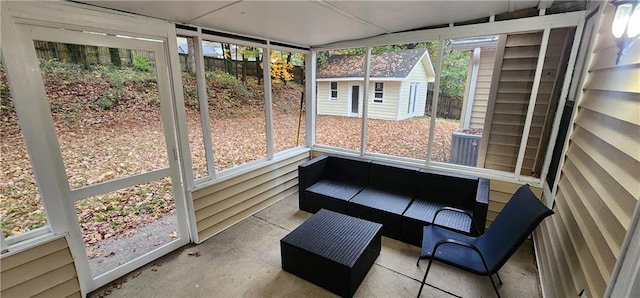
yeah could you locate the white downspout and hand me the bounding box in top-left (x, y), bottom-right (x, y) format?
top-left (463, 47), bottom-right (481, 129)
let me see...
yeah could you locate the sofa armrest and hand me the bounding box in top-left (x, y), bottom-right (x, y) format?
top-left (432, 206), bottom-right (481, 235)
top-left (472, 178), bottom-right (490, 235)
top-left (298, 155), bottom-right (329, 210)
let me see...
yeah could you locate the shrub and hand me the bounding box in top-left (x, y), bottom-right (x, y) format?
top-left (132, 54), bottom-right (154, 72)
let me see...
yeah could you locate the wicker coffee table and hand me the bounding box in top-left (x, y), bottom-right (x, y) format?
top-left (281, 209), bottom-right (383, 297)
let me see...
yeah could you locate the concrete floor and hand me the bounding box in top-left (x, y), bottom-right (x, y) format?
top-left (89, 193), bottom-right (541, 297)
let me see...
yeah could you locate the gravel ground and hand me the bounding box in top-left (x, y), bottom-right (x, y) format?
top-left (87, 213), bottom-right (178, 277)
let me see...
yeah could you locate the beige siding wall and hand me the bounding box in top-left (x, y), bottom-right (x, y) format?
top-left (470, 49), bottom-right (496, 129)
top-left (0, 237), bottom-right (81, 297)
top-left (486, 180), bottom-right (542, 228)
top-left (368, 81), bottom-right (401, 120)
top-left (192, 152), bottom-right (310, 241)
top-left (317, 81), bottom-right (349, 116)
top-left (398, 63), bottom-right (430, 119)
top-left (534, 5), bottom-right (640, 298)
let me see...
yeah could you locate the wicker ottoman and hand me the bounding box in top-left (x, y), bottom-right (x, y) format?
top-left (281, 209), bottom-right (382, 297)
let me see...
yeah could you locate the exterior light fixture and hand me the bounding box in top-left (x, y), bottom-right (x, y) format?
top-left (611, 0), bottom-right (640, 64)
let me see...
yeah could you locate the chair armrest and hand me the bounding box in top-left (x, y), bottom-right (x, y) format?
top-left (432, 206), bottom-right (481, 235)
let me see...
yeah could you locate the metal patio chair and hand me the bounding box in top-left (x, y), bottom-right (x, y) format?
top-left (416, 184), bottom-right (553, 298)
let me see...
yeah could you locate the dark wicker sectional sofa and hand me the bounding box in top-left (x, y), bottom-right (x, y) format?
top-left (298, 155), bottom-right (490, 247)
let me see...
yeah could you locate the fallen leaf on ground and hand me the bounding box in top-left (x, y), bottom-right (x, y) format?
top-left (188, 251), bottom-right (201, 257)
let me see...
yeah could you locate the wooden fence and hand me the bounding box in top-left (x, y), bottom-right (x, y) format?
top-left (34, 41), bottom-right (156, 67)
top-left (426, 89), bottom-right (462, 120)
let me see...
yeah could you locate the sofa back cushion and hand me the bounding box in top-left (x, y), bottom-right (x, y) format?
top-left (368, 161), bottom-right (418, 197)
top-left (416, 169), bottom-right (479, 209)
top-left (325, 155), bottom-right (370, 186)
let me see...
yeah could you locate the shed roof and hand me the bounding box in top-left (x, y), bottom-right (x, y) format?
top-left (316, 48), bottom-right (434, 79)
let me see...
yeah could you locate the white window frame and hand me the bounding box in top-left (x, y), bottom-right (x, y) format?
top-left (373, 82), bottom-right (384, 103)
top-left (330, 81), bottom-right (338, 100)
top-left (310, 10), bottom-right (586, 187)
top-left (175, 26), bottom-right (311, 191)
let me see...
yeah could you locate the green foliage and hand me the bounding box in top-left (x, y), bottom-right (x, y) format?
top-left (145, 92), bottom-right (160, 107)
top-left (0, 63), bottom-right (12, 116)
top-left (39, 59), bottom-right (83, 84)
top-left (66, 44), bottom-right (89, 70)
top-left (205, 70), bottom-right (254, 99)
top-left (439, 41), bottom-right (471, 100)
top-left (132, 53), bottom-right (154, 72)
top-left (181, 74), bottom-right (199, 109)
top-left (109, 48), bottom-right (122, 67)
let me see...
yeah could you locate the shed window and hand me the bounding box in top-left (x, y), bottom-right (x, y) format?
top-left (330, 82), bottom-right (338, 100)
top-left (373, 82), bottom-right (383, 103)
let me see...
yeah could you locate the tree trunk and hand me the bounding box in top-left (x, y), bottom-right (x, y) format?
top-left (67, 44), bottom-right (89, 69)
top-left (284, 52), bottom-right (292, 85)
top-left (223, 43), bottom-right (232, 75)
top-left (186, 38), bottom-right (196, 73)
top-left (241, 53), bottom-right (248, 83)
top-left (257, 53), bottom-right (262, 85)
top-left (109, 48), bottom-right (122, 67)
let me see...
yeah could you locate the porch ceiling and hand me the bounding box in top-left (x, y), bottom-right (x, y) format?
top-left (80, 0), bottom-right (545, 47)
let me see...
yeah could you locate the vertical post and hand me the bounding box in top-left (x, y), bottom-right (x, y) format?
top-left (192, 32), bottom-right (216, 180)
top-left (426, 39), bottom-right (445, 165)
top-left (263, 44), bottom-right (274, 159)
top-left (360, 47), bottom-right (371, 156)
top-left (463, 47), bottom-right (481, 129)
top-left (0, 230), bottom-right (7, 254)
top-left (306, 51), bottom-right (316, 148)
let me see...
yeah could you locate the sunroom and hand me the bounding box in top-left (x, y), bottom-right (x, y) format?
top-left (1, 1), bottom-right (638, 297)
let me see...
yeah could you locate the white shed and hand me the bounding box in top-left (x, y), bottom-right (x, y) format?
top-left (316, 49), bottom-right (435, 120)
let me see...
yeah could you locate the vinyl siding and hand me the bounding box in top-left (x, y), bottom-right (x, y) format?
top-left (534, 5), bottom-right (640, 298)
top-left (470, 49), bottom-right (496, 129)
top-left (482, 29), bottom-right (572, 177)
top-left (486, 180), bottom-right (542, 228)
top-left (192, 152), bottom-right (309, 241)
top-left (0, 237), bottom-right (81, 298)
top-left (317, 81), bottom-right (349, 116)
top-left (368, 81), bottom-right (401, 120)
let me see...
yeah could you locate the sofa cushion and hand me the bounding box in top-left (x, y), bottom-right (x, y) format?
top-left (324, 156), bottom-right (370, 186)
top-left (349, 188), bottom-right (413, 215)
top-left (348, 188), bottom-right (413, 239)
top-left (368, 161), bottom-right (418, 197)
top-left (416, 169), bottom-right (478, 210)
top-left (403, 199), bottom-right (472, 233)
top-left (307, 179), bottom-right (364, 202)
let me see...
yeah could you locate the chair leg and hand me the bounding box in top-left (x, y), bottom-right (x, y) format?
top-left (487, 274), bottom-right (501, 298)
top-left (416, 257), bottom-right (421, 267)
top-left (495, 272), bottom-right (503, 285)
top-left (417, 258), bottom-right (434, 298)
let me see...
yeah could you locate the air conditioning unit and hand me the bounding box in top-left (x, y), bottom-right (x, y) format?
top-left (450, 130), bottom-right (482, 166)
